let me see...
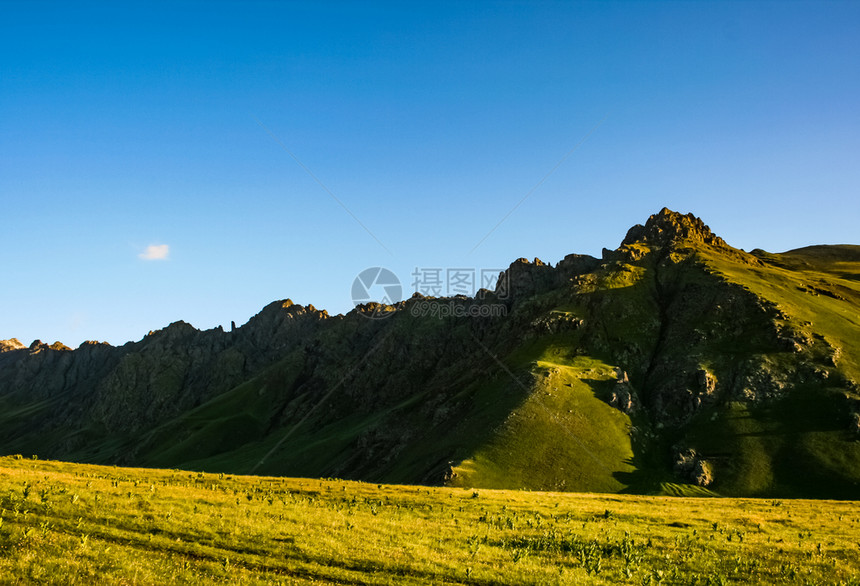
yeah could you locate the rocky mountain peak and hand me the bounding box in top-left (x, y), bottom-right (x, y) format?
top-left (77, 340), bottom-right (114, 351)
top-left (0, 338), bottom-right (26, 353)
top-left (257, 299), bottom-right (300, 316)
top-left (621, 207), bottom-right (727, 249)
top-left (256, 299), bottom-right (328, 320)
top-left (240, 299), bottom-right (330, 344)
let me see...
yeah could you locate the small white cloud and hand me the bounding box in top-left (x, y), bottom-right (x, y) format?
top-left (139, 244), bottom-right (170, 261)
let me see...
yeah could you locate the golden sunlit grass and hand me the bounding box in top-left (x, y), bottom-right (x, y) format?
top-left (1, 456), bottom-right (859, 585)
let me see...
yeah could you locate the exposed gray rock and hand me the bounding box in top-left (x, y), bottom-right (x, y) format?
top-left (850, 412), bottom-right (860, 438)
top-left (495, 254), bottom-right (599, 302)
top-left (827, 345), bottom-right (842, 366)
top-left (529, 312), bottom-right (583, 335)
top-left (691, 459), bottom-right (714, 487)
top-left (606, 368), bottom-right (638, 413)
top-left (556, 253), bottom-right (600, 280)
top-left (734, 358), bottom-right (792, 403)
top-left (696, 368), bottom-right (717, 395)
top-left (673, 447), bottom-right (714, 487)
top-left (495, 257), bottom-right (555, 300)
top-left (609, 382), bottom-right (636, 414)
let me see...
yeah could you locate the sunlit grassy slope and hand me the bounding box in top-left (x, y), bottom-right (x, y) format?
top-left (1, 457), bottom-right (859, 585)
top-left (686, 245), bottom-right (860, 497)
top-left (450, 339), bottom-right (635, 493)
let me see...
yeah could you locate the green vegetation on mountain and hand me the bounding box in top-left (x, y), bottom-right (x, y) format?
top-left (1, 209), bottom-right (859, 498)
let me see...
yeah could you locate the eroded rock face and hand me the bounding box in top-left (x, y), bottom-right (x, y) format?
top-left (495, 257), bottom-right (556, 301)
top-left (850, 412), bottom-right (860, 438)
top-left (733, 358), bottom-right (795, 404)
top-left (495, 255), bottom-right (598, 302)
top-left (673, 447), bottom-right (714, 487)
top-left (608, 369), bottom-right (638, 414)
top-left (691, 459), bottom-right (714, 487)
top-left (622, 207), bottom-right (728, 250)
top-left (0, 299), bottom-right (332, 440)
top-left (529, 313), bottom-right (583, 336)
top-left (556, 254), bottom-right (601, 281)
top-left (696, 369), bottom-right (717, 395)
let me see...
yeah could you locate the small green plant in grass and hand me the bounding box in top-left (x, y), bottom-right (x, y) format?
top-left (580, 541), bottom-right (603, 575)
top-left (620, 532), bottom-right (643, 577)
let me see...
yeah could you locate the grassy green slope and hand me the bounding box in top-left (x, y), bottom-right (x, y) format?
top-left (451, 337), bottom-right (635, 493)
top-left (1, 457), bottom-right (859, 585)
top-left (687, 246), bottom-right (860, 497)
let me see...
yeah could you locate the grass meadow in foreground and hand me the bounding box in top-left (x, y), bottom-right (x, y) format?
top-left (0, 456), bottom-right (859, 585)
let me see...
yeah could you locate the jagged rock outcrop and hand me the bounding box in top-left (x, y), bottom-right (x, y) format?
top-left (608, 369), bottom-right (638, 414)
top-left (850, 412), bottom-right (860, 438)
top-left (674, 447), bottom-right (715, 487)
top-left (622, 207), bottom-right (729, 249)
top-left (0, 339), bottom-right (26, 353)
top-left (495, 257), bottom-right (556, 300)
top-left (495, 254), bottom-right (599, 302)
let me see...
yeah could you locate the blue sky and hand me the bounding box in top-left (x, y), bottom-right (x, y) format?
top-left (2, 1), bottom-right (859, 347)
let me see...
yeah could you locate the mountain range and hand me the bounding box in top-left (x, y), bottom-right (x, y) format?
top-left (2, 208), bottom-right (858, 498)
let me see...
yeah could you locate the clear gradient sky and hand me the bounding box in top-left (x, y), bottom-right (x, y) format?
top-left (2, 1), bottom-right (859, 348)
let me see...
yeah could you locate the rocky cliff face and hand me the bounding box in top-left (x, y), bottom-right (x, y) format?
top-left (0, 300), bottom-right (331, 445)
top-left (1, 209), bottom-right (858, 498)
top-left (494, 253), bottom-right (600, 301)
